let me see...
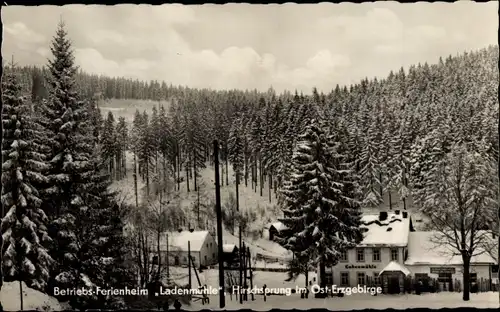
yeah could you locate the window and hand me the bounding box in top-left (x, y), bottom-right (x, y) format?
top-left (340, 250), bottom-right (348, 262)
top-left (183, 257), bottom-right (187, 263)
top-left (372, 248), bottom-right (381, 262)
top-left (204, 255), bottom-right (207, 264)
top-left (324, 274), bottom-right (333, 285)
top-left (212, 253), bottom-right (215, 258)
top-left (357, 272), bottom-right (366, 286)
top-left (356, 248), bottom-right (365, 262)
top-left (437, 273), bottom-right (452, 284)
top-left (152, 256), bottom-right (159, 265)
top-left (391, 248), bottom-right (399, 261)
top-left (415, 273), bottom-right (428, 282)
top-left (340, 272), bottom-right (349, 286)
top-left (373, 272), bottom-right (381, 286)
top-left (470, 273), bottom-right (477, 283)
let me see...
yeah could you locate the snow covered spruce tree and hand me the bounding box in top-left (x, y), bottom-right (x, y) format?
top-left (277, 116), bottom-right (363, 297)
top-left (1, 66), bottom-right (54, 295)
top-left (38, 21), bottom-right (131, 309)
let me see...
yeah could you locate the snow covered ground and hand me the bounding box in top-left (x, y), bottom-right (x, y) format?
top-left (187, 291), bottom-right (499, 310)
top-left (100, 98), bottom-right (171, 123)
top-left (0, 282), bottom-right (68, 311)
top-left (165, 269), bottom-right (316, 291)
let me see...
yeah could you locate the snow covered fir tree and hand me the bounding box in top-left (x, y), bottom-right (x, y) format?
top-left (1, 4), bottom-right (499, 310)
top-left (277, 115), bottom-right (363, 297)
top-left (1, 64), bottom-right (53, 299)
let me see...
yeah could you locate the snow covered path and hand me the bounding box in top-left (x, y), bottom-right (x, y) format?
top-left (187, 291), bottom-right (499, 311)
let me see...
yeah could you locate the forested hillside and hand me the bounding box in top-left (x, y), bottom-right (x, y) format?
top-left (8, 45), bottom-right (498, 213)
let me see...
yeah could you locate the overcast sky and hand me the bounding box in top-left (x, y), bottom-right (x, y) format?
top-left (2, 2), bottom-right (497, 93)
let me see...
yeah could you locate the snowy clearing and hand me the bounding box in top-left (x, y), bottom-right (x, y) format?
top-left (0, 281), bottom-right (68, 311)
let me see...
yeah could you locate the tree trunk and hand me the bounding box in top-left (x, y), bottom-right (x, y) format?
top-left (305, 269), bottom-right (309, 298)
top-left (19, 280), bottom-right (23, 311)
top-left (259, 156), bottom-right (263, 197)
top-left (197, 188), bottom-right (201, 227)
top-left (462, 255), bottom-right (471, 301)
top-left (379, 172), bottom-right (384, 202)
top-left (388, 191), bottom-right (392, 210)
top-left (146, 159), bottom-right (150, 197)
top-left (123, 149), bottom-right (127, 178)
top-left (134, 153), bottom-right (139, 207)
top-left (250, 155), bottom-right (254, 191)
top-left (156, 151), bottom-right (159, 175)
top-left (244, 147), bottom-right (248, 187)
top-left (268, 173), bottom-right (272, 203)
top-left (316, 258), bottom-right (327, 298)
top-left (194, 150), bottom-right (198, 192)
top-left (254, 159), bottom-right (257, 193)
top-left (176, 146), bottom-right (180, 191)
top-left (156, 228), bottom-right (161, 280)
top-left (163, 154), bottom-right (167, 194)
top-left (186, 163), bottom-right (190, 193)
top-left (109, 158), bottom-right (113, 180)
top-left (225, 144), bottom-right (229, 185)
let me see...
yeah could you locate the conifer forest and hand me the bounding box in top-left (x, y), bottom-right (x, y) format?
top-left (1, 5), bottom-right (499, 311)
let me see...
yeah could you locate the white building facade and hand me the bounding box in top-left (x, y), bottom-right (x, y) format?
top-left (319, 211), bottom-right (497, 293)
top-left (323, 211), bottom-right (412, 293)
top-left (404, 231), bottom-right (496, 290)
top-left (159, 230), bottom-right (218, 269)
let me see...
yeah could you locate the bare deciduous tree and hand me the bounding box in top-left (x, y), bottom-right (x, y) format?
top-left (415, 142), bottom-right (498, 301)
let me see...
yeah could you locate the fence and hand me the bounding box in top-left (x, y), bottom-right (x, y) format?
top-left (365, 275), bottom-right (494, 294)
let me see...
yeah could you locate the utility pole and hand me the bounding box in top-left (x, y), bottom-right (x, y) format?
top-left (166, 233), bottom-right (170, 284)
top-left (188, 240), bottom-right (192, 289)
top-left (214, 140), bottom-right (225, 309)
top-left (237, 170), bottom-right (243, 304)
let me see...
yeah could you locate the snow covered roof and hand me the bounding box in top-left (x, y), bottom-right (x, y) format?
top-left (358, 213), bottom-right (411, 247)
top-left (268, 222), bottom-right (288, 232)
top-left (379, 261), bottom-right (411, 276)
top-left (405, 231), bottom-right (497, 266)
top-left (160, 230), bottom-right (212, 252)
top-left (223, 244), bottom-right (238, 253)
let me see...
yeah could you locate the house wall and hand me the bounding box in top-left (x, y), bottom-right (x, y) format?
top-left (263, 228), bottom-right (270, 240)
top-left (405, 264), bottom-right (492, 284)
top-left (323, 246), bottom-right (406, 287)
top-left (199, 234), bottom-right (218, 266)
top-left (162, 234), bottom-right (218, 269)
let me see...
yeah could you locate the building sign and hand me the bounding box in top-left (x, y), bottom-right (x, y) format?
top-left (345, 264), bottom-right (377, 269)
top-left (430, 267), bottom-right (456, 274)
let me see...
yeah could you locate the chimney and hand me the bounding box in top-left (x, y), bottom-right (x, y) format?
top-left (395, 210), bottom-right (400, 215)
top-left (379, 211), bottom-right (388, 221)
top-left (402, 211), bottom-right (408, 219)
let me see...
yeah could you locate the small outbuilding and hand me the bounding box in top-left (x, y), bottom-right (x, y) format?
top-left (222, 244), bottom-right (239, 265)
top-left (265, 222), bottom-right (288, 241)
